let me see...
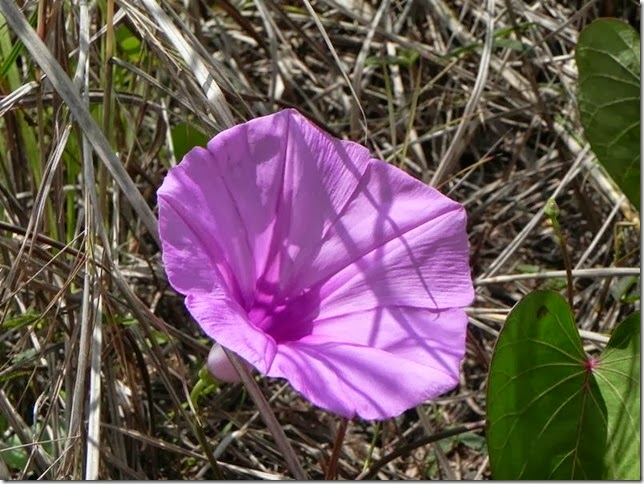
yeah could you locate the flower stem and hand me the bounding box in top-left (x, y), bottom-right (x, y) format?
top-left (325, 418), bottom-right (349, 479)
top-left (544, 198), bottom-right (574, 308)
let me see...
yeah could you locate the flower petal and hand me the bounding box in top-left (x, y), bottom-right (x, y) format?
top-left (225, 110), bottom-right (372, 299)
top-left (201, 114), bottom-right (288, 291)
top-left (185, 293), bottom-right (277, 373)
top-left (266, 308), bottom-right (466, 420)
top-left (162, 109), bottom-right (373, 304)
top-left (290, 159), bottom-right (473, 313)
top-left (317, 206), bottom-right (472, 317)
top-left (158, 109), bottom-right (475, 420)
top-left (157, 147), bottom-right (256, 306)
top-left (308, 307), bottom-right (467, 366)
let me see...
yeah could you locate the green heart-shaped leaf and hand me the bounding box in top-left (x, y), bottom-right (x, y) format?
top-left (576, 19), bottom-right (640, 208)
top-left (594, 310), bottom-right (640, 479)
top-left (487, 290), bottom-right (640, 479)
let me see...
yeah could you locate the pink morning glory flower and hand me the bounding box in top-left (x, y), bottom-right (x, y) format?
top-left (157, 109), bottom-right (474, 420)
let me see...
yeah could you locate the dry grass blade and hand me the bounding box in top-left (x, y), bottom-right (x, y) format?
top-left (84, 285), bottom-right (103, 480)
top-left (348, 0), bottom-right (388, 133)
top-left (0, 123), bottom-right (71, 305)
top-left (0, 0), bottom-right (160, 246)
top-left (138, 0), bottom-right (235, 129)
top-left (223, 349), bottom-right (308, 480)
top-left (81, 127), bottom-right (103, 482)
top-left (476, 267), bottom-right (640, 285)
top-left (430, 0), bottom-right (495, 187)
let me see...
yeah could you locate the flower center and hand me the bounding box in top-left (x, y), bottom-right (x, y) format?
top-left (247, 282), bottom-right (319, 343)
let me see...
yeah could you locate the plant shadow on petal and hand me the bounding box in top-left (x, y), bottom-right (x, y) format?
top-left (248, 114), bottom-right (469, 417)
top-left (315, 146), bottom-right (463, 364)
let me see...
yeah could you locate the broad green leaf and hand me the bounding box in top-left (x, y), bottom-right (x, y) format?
top-left (487, 291), bottom-right (606, 479)
top-left (576, 19), bottom-right (640, 207)
top-left (487, 290), bottom-right (641, 479)
top-left (595, 311), bottom-right (640, 479)
top-left (171, 123), bottom-right (210, 161)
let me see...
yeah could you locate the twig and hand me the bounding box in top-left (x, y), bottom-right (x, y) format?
top-left (475, 267), bottom-right (640, 285)
top-left (356, 420), bottom-right (486, 480)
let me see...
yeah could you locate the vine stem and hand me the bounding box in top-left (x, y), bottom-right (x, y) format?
top-left (545, 198), bottom-right (574, 309)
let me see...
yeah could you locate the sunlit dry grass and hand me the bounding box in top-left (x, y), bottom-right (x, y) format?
top-left (0, 0), bottom-right (639, 479)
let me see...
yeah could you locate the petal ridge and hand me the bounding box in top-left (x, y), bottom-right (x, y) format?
top-left (287, 160), bottom-right (467, 294)
top-left (267, 338), bottom-right (460, 419)
top-left (313, 204), bottom-right (471, 312)
top-left (158, 190), bottom-right (243, 300)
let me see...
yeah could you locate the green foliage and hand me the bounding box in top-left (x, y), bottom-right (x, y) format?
top-left (171, 123), bottom-right (210, 161)
top-left (487, 291), bottom-right (640, 479)
top-left (0, 435), bottom-right (29, 471)
top-left (443, 23), bottom-right (534, 59)
top-left (610, 275), bottom-right (640, 303)
top-left (439, 431), bottom-right (486, 454)
top-left (0, 309), bottom-right (40, 330)
top-left (0, 421), bottom-right (58, 472)
top-left (0, 11), bottom-right (40, 170)
top-left (0, 9), bottom-right (35, 79)
top-left (594, 311), bottom-right (640, 479)
top-left (576, 19), bottom-right (640, 208)
top-left (115, 25), bottom-right (143, 62)
top-left (366, 49), bottom-right (419, 67)
top-left (189, 365), bottom-right (220, 410)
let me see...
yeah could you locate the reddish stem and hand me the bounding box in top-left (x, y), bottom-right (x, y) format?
top-left (325, 418), bottom-right (349, 480)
